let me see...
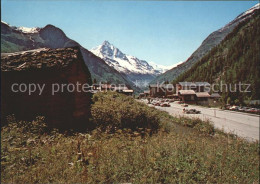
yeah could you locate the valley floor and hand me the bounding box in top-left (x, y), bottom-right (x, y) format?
top-left (142, 100), bottom-right (260, 141)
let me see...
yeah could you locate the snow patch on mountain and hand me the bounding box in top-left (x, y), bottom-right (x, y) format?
top-left (219, 3), bottom-right (259, 32)
top-left (91, 41), bottom-right (171, 76)
top-left (15, 26), bottom-right (40, 34)
top-left (1, 20), bottom-right (9, 25)
top-left (1, 21), bottom-right (39, 33)
top-left (237, 3), bottom-right (259, 19)
top-left (148, 61), bottom-right (182, 73)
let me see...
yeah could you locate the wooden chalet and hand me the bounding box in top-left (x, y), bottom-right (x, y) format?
top-left (149, 84), bottom-right (174, 97)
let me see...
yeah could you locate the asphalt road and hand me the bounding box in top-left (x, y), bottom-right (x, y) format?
top-left (143, 100), bottom-right (259, 142)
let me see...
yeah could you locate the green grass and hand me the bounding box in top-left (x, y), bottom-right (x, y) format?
top-left (1, 92), bottom-right (259, 183)
top-left (1, 39), bottom-right (25, 53)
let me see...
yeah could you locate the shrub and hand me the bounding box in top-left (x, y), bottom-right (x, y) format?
top-left (91, 92), bottom-right (161, 132)
top-left (5, 115), bottom-right (48, 134)
top-left (176, 117), bottom-right (215, 135)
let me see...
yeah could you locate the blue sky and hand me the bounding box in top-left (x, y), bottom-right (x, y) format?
top-left (1, 0), bottom-right (258, 66)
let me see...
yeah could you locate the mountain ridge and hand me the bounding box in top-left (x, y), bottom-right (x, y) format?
top-left (174, 9), bottom-right (260, 103)
top-left (1, 22), bottom-right (137, 91)
top-left (90, 41), bottom-right (173, 83)
top-left (150, 3), bottom-right (260, 84)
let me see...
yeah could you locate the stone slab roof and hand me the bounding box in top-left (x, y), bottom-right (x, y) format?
top-left (210, 93), bottom-right (221, 98)
top-left (1, 47), bottom-right (80, 72)
top-left (179, 90), bottom-right (196, 95)
top-left (195, 92), bottom-right (211, 98)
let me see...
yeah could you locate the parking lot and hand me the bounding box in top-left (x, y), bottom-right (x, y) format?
top-left (140, 99), bottom-right (259, 141)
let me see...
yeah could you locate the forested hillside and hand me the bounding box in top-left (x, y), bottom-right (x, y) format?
top-left (174, 10), bottom-right (260, 104)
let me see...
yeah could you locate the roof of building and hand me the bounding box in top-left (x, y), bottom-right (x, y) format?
top-left (195, 92), bottom-right (211, 98)
top-left (144, 90), bottom-right (150, 94)
top-left (178, 82), bottom-right (210, 86)
top-left (123, 89), bottom-right (134, 93)
top-left (179, 90), bottom-right (196, 95)
top-left (167, 94), bottom-right (178, 97)
top-left (149, 84), bottom-right (174, 89)
top-left (113, 86), bottom-right (129, 91)
top-left (195, 82), bottom-right (210, 86)
top-left (179, 82), bottom-right (194, 87)
top-left (149, 84), bottom-right (159, 88)
top-left (164, 84), bottom-right (174, 89)
top-left (1, 47), bottom-right (80, 72)
top-left (210, 93), bottom-right (221, 98)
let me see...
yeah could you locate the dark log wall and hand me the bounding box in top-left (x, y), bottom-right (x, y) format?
top-left (1, 57), bottom-right (93, 130)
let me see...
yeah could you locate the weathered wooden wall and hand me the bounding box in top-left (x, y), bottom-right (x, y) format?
top-left (1, 48), bottom-right (93, 130)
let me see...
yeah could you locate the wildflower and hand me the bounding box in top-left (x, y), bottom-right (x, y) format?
top-left (87, 152), bottom-right (93, 157)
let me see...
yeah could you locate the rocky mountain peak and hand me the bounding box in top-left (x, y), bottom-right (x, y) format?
top-left (102, 40), bottom-right (111, 46)
top-left (90, 41), bottom-right (175, 83)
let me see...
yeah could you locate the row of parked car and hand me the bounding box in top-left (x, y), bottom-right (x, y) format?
top-left (183, 109), bottom-right (201, 114)
top-left (225, 105), bottom-right (260, 114)
top-left (149, 98), bottom-right (175, 107)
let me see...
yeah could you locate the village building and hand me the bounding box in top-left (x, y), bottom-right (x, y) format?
top-left (209, 93), bottom-right (222, 104)
top-left (196, 92), bottom-right (212, 105)
top-left (90, 83), bottom-right (133, 95)
top-left (210, 93), bottom-right (221, 99)
top-left (167, 94), bottom-right (179, 99)
top-left (176, 82), bottom-right (220, 105)
top-left (139, 90), bottom-right (150, 99)
top-left (92, 84), bottom-right (101, 91)
top-left (1, 47), bottom-right (93, 130)
top-left (112, 86), bottom-right (134, 96)
top-left (178, 90), bottom-right (196, 102)
top-left (120, 89), bottom-right (134, 96)
top-left (139, 93), bottom-right (145, 98)
top-left (149, 84), bottom-right (175, 97)
top-left (176, 82), bottom-right (210, 93)
top-left (101, 84), bottom-right (113, 91)
top-left (144, 90), bottom-right (150, 97)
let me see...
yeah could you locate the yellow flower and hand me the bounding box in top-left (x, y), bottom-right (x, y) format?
top-left (87, 152), bottom-right (93, 157)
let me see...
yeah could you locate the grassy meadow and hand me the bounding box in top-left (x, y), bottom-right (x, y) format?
top-left (1, 92), bottom-right (259, 183)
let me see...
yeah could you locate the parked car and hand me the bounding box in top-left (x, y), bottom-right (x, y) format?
top-left (255, 108), bottom-right (260, 114)
top-left (152, 101), bottom-right (161, 106)
top-left (249, 108), bottom-right (260, 113)
top-left (160, 102), bottom-right (171, 107)
top-left (169, 99), bottom-right (175, 102)
top-left (244, 108), bottom-right (253, 112)
top-left (181, 103), bottom-right (188, 107)
top-left (238, 107), bottom-right (245, 111)
top-left (230, 106), bottom-right (239, 110)
top-left (223, 104), bottom-right (231, 110)
top-left (184, 109), bottom-right (201, 114)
